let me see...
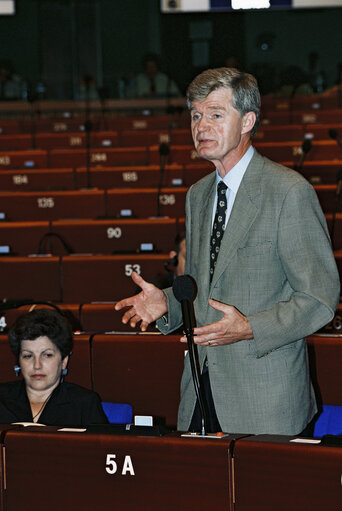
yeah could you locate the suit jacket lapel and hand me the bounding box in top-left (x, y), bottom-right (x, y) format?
top-left (210, 151), bottom-right (264, 290)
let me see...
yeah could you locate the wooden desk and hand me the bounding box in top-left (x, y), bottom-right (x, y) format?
top-left (0, 425), bottom-right (21, 511)
top-left (4, 428), bottom-right (237, 511)
top-left (233, 434), bottom-right (342, 511)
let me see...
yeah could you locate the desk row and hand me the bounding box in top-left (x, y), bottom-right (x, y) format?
top-left (0, 217), bottom-right (185, 256)
top-left (0, 425), bottom-right (340, 511)
top-left (1, 215), bottom-right (342, 257)
top-left (1, 124), bottom-right (342, 150)
top-left (2, 252), bottom-right (342, 303)
top-left (1, 161), bottom-right (342, 192)
top-left (1, 141), bottom-right (342, 169)
top-left (0, 186), bottom-right (340, 222)
top-left (0, 332), bottom-right (341, 427)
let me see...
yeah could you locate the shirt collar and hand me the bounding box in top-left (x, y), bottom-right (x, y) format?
top-left (215, 145), bottom-right (254, 193)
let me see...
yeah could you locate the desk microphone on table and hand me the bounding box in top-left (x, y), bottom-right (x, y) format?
top-left (295, 138), bottom-right (312, 171)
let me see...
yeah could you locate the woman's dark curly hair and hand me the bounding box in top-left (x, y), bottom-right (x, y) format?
top-left (8, 308), bottom-right (73, 359)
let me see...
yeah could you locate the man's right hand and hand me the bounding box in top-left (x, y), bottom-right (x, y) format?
top-left (114, 271), bottom-right (168, 331)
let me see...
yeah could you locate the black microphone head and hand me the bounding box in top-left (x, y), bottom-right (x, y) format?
top-left (336, 168), bottom-right (342, 182)
top-left (329, 128), bottom-right (338, 140)
top-left (172, 275), bottom-right (197, 303)
top-left (302, 138), bottom-right (312, 154)
top-left (159, 142), bottom-right (170, 156)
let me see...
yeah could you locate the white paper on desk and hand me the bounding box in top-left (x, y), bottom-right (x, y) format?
top-left (290, 438), bottom-right (321, 444)
top-left (58, 428), bottom-right (86, 432)
top-left (11, 422), bottom-right (46, 427)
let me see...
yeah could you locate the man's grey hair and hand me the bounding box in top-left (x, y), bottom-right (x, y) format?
top-left (186, 67), bottom-right (260, 136)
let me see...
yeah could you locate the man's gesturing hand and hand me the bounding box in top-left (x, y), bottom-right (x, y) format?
top-left (114, 272), bottom-right (168, 331)
top-left (180, 299), bottom-right (253, 346)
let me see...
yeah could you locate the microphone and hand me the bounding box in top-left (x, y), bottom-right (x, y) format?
top-left (172, 275), bottom-right (196, 335)
top-left (329, 128), bottom-right (342, 150)
top-left (295, 138), bottom-right (312, 171)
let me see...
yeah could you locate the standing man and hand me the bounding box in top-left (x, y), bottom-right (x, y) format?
top-left (115, 68), bottom-right (340, 435)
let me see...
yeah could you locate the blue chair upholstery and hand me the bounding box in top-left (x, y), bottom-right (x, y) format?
top-left (101, 402), bottom-right (133, 424)
top-left (313, 405), bottom-right (342, 437)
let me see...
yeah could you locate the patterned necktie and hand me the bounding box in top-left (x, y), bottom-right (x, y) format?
top-left (210, 181), bottom-right (228, 282)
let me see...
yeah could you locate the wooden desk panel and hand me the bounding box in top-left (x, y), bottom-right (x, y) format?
top-left (51, 218), bottom-right (178, 254)
top-left (0, 256), bottom-right (61, 302)
top-left (255, 140), bottom-right (342, 164)
top-left (91, 334), bottom-right (185, 425)
top-left (106, 187), bottom-right (187, 219)
top-left (234, 434), bottom-right (342, 511)
top-left (0, 168), bottom-right (75, 191)
top-left (293, 108), bottom-right (342, 124)
top-left (60, 254), bottom-right (169, 302)
top-left (49, 147), bottom-right (149, 168)
top-left (296, 161), bottom-right (342, 185)
top-left (0, 134), bottom-right (32, 151)
top-left (80, 303), bottom-right (158, 333)
top-left (0, 221), bottom-right (50, 255)
top-left (4, 428), bottom-right (235, 511)
top-left (253, 125), bottom-right (304, 142)
top-left (0, 425), bottom-right (22, 511)
top-left (149, 144), bottom-right (202, 165)
top-left (75, 164), bottom-right (184, 189)
top-left (0, 150), bottom-right (47, 169)
top-left (0, 190), bottom-right (105, 221)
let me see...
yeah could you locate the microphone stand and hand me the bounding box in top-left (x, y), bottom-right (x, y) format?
top-left (181, 300), bottom-right (209, 436)
top-left (295, 138), bottom-right (312, 171)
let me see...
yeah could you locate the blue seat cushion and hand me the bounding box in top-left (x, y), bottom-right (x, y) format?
top-left (313, 405), bottom-right (342, 437)
top-left (101, 402), bottom-right (133, 424)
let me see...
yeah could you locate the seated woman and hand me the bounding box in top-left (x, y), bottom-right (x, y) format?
top-left (0, 308), bottom-right (108, 427)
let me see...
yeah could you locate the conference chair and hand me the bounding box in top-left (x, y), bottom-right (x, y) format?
top-left (101, 402), bottom-right (133, 424)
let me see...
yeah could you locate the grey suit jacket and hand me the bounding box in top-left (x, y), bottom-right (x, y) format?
top-left (157, 150), bottom-right (340, 435)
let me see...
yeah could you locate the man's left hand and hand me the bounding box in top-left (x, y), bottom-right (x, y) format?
top-left (180, 299), bottom-right (253, 346)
